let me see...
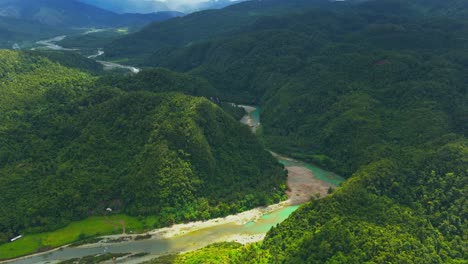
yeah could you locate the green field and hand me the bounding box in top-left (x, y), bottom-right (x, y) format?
top-left (0, 214), bottom-right (158, 260)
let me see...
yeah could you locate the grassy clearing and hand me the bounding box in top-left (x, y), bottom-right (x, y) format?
top-left (0, 214), bottom-right (159, 260)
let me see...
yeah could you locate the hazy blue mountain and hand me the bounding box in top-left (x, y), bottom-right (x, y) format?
top-left (79, 0), bottom-right (245, 13)
top-left (0, 0), bottom-right (181, 27)
top-left (0, 16), bottom-right (62, 48)
top-left (0, 0), bottom-right (182, 48)
top-left (174, 0), bottom-right (246, 13)
top-left (78, 0), bottom-right (171, 13)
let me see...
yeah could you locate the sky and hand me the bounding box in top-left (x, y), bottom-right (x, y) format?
top-left (79, 0), bottom-right (241, 13)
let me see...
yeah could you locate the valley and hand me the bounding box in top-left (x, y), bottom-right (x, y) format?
top-left (0, 0), bottom-right (466, 263)
top-left (2, 107), bottom-right (343, 264)
top-left (34, 35), bottom-right (140, 73)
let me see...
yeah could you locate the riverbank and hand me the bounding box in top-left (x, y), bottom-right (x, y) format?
top-left (1, 106), bottom-right (343, 264)
top-left (147, 200), bottom-right (290, 243)
top-left (239, 105), bottom-right (260, 132)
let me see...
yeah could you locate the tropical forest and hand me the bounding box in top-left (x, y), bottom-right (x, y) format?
top-left (0, 0), bottom-right (466, 263)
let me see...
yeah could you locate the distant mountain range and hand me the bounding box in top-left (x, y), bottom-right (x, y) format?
top-left (0, 0), bottom-right (182, 48)
top-left (78, 0), bottom-right (245, 14)
top-left (78, 0), bottom-right (171, 14)
top-left (0, 0), bottom-right (182, 27)
top-left (0, 16), bottom-right (63, 48)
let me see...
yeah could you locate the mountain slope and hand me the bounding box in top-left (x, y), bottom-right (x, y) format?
top-left (103, 0), bottom-right (334, 62)
top-left (145, 1), bottom-right (468, 176)
top-left (130, 0), bottom-right (466, 262)
top-left (0, 51), bottom-right (286, 251)
top-left (105, 0), bottom-right (468, 64)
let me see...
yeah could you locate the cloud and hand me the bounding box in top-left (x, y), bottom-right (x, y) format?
top-left (80, 0), bottom-right (241, 13)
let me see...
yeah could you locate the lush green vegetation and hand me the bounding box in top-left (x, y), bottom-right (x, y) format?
top-left (107, 0), bottom-right (467, 263)
top-left (96, 68), bottom-right (217, 97)
top-left (0, 51), bottom-right (286, 259)
top-left (57, 28), bottom-right (129, 56)
top-left (149, 242), bottom-right (245, 264)
top-left (1, 0), bottom-right (467, 262)
top-left (105, 0), bottom-right (468, 65)
top-left (145, 0), bottom-right (468, 177)
top-left (0, 214), bottom-right (142, 259)
top-left (103, 0), bottom-right (336, 63)
top-left (24, 50), bottom-right (104, 74)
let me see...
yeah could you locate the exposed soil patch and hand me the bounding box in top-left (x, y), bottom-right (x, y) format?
top-left (286, 166), bottom-right (334, 205)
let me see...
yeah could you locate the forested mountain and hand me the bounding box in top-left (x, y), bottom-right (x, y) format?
top-left (0, 50), bottom-right (286, 246)
top-left (104, 0), bottom-right (468, 64)
top-left (137, 0), bottom-right (468, 177)
top-left (0, 0), bottom-right (466, 262)
top-left (0, 0), bottom-right (180, 27)
top-left (97, 0), bottom-right (467, 263)
top-left (103, 0), bottom-right (334, 62)
top-left (25, 50), bottom-right (104, 74)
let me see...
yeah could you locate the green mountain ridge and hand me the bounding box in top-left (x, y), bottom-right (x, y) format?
top-left (137, 1), bottom-right (468, 176)
top-left (103, 0), bottom-right (335, 62)
top-left (0, 50), bottom-right (286, 247)
top-left (97, 0), bottom-right (467, 263)
top-left (104, 0), bottom-right (468, 64)
top-left (0, 0), bottom-right (466, 262)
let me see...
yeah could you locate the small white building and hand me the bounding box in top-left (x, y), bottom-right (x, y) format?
top-left (106, 208), bottom-right (113, 212)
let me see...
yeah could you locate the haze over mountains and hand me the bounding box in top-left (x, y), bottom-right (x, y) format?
top-left (0, 0), bottom-right (182, 48)
top-left (0, 0), bottom-right (180, 27)
top-left (78, 0), bottom-right (244, 14)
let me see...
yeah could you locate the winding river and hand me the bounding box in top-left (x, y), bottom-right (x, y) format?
top-left (33, 36), bottom-right (141, 73)
top-left (4, 106), bottom-right (344, 264)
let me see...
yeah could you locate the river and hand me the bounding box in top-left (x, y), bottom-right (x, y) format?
top-left (34, 36), bottom-right (76, 51)
top-left (5, 205), bottom-right (300, 264)
top-left (3, 106), bottom-right (344, 264)
top-left (33, 36), bottom-right (141, 73)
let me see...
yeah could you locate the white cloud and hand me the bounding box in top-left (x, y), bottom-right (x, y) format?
top-left (81, 0), bottom-right (242, 13)
top-left (155, 0), bottom-right (232, 12)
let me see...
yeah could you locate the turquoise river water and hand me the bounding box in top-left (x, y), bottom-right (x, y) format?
top-left (5, 106), bottom-right (343, 264)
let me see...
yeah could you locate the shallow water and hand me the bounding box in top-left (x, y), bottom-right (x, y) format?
top-left (8, 205), bottom-right (301, 264)
top-left (279, 158), bottom-right (345, 186)
top-left (6, 105), bottom-right (341, 264)
top-left (245, 105), bottom-right (344, 186)
top-left (250, 106), bottom-right (261, 124)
